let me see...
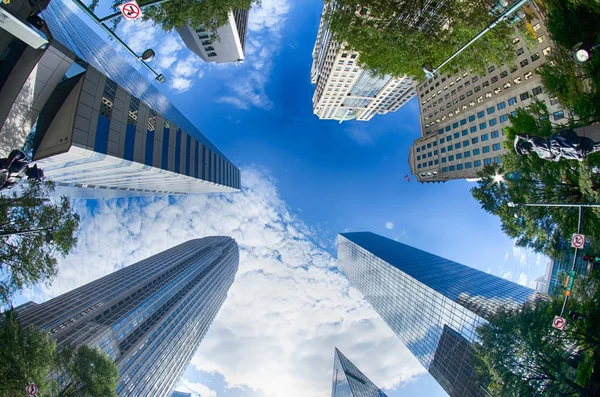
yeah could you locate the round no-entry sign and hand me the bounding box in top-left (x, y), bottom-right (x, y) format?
top-left (571, 233), bottom-right (585, 249)
top-left (26, 383), bottom-right (38, 396)
top-left (118, 0), bottom-right (142, 20)
top-left (552, 316), bottom-right (566, 330)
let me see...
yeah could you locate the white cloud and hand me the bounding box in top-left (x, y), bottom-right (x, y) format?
top-left (385, 222), bottom-right (394, 230)
top-left (517, 273), bottom-right (528, 287)
top-left (174, 378), bottom-right (217, 397)
top-left (217, 0), bottom-right (292, 109)
top-left (502, 271), bottom-right (512, 281)
top-left (29, 167), bottom-right (425, 397)
top-left (344, 126), bottom-right (373, 146)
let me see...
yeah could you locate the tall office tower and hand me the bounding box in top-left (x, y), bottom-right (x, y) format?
top-left (337, 232), bottom-right (538, 397)
top-left (178, 9), bottom-right (249, 64)
top-left (0, 0), bottom-right (240, 198)
top-left (409, 11), bottom-right (568, 183)
top-left (332, 348), bottom-right (388, 397)
top-left (17, 237), bottom-right (239, 397)
top-left (310, 5), bottom-right (417, 122)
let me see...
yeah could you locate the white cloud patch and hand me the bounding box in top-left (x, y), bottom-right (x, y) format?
top-left (174, 378), bottom-right (217, 397)
top-left (518, 273), bottom-right (528, 287)
top-left (344, 126), bottom-right (373, 146)
top-left (28, 167), bottom-right (425, 397)
top-left (217, 0), bottom-right (292, 109)
top-left (385, 222), bottom-right (394, 230)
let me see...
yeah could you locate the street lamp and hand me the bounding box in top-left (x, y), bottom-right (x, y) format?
top-left (0, 226), bottom-right (56, 242)
top-left (422, 0), bottom-right (530, 79)
top-left (572, 42), bottom-right (600, 64)
top-left (70, 0), bottom-right (167, 83)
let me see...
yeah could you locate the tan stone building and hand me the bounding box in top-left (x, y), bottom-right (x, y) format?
top-left (409, 13), bottom-right (567, 183)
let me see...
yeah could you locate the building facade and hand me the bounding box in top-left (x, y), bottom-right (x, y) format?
top-left (0, 0), bottom-right (240, 197)
top-left (310, 5), bottom-right (417, 122)
top-left (170, 392), bottom-right (192, 397)
top-left (177, 9), bottom-right (248, 64)
top-left (17, 237), bottom-right (239, 397)
top-left (409, 12), bottom-right (568, 182)
top-left (337, 232), bottom-right (539, 397)
top-left (332, 348), bottom-right (388, 397)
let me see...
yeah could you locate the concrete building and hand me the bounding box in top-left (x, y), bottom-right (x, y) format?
top-left (310, 5), bottom-right (417, 122)
top-left (409, 14), bottom-right (568, 182)
top-left (18, 237), bottom-right (239, 397)
top-left (337, 232), bottom-right (539, 397)
top-left (0, 0), bottom-right (239, 198)
top-left (332, 348), bottom-right (388, 397)
top-left (177, 9), bottom-right (248, 64)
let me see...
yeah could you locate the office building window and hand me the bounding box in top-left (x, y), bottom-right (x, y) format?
top-left (449, 155), bottom-right (454, 161)
top-left (464, 151), bottom-right (471, 158)
top-left (489, 118), bottom-right (497, 126)
top-left (449, 165), bottom-right (455, 171)
top-left (442, 157), bottom-right (447, 163)
top-left (462, 129), bottom-right (468, 136)
top-left (508, 97), bottom-right (517, 106)
top-left (477, 111), bottom-right (485, 118)
top-left (553, 110), bottom-right (565, 120)
top-left (520, 92), bottom-right (530, 101)
top-left (479, 122), bottom-right (487, 130)
top-left (473, 148), bottom-right (480, 155)
top-left (491, 130), bottom-right (500, 138)
top-left (460, 118), bottom-right (467, 126)
top-left (487, 107), bottom-right (495, 115)
top-left (470, 126), bottom-right (477, 133)
top-left (454, 132), bottom-right (460, 139)
top-left (455, 143), bottom-right (461, 149)
top-left (468, 115), bottom-right (475, 122)
top-left (457, 164), bottom-right (463, 170)
top-left (474, 160), bottom-right (482, 167)
top-left (456, 153), bottom-right (463, 159)
top-left (532, 86), bottom-right (543, 96)
top-left (440, 138), bottom-right (445, 144)
top-left (499, 114), bottom-right (509, 122)
top-left (484, 158), bottom-right (492, 165)
top-left (483, 146), bottom-right (490, 153)
top-left (465, 162), bottom-right (472, 168)
top-left (442, 167), bottom-right (448, 172)
top-left (471, 137), bottom-right (479, 144)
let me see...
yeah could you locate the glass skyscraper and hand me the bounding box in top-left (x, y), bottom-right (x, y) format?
top-left (337, 232), bottom-right (538, 397)
top-left (332, 348), bottom-right (388, 397)
top-left (17, 237), bottom-right (239, 397)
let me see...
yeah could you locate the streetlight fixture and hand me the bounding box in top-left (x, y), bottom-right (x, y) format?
top-left (572, 42), bottom-right (600, 64)
top-left (0, 226), bottom-right (57, 242)
top-left (70, 0), bottom-right (167, 83)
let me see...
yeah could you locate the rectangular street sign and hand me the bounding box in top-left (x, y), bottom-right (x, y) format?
top-left (567, 271), bottom-right (575, 290)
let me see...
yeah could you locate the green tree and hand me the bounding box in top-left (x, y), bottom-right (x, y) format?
top-left (473, 270), bottom-right (600, 396)
top-left (470, 102), bottom-right (600, 258)
top-left (325, 0), bottom-right (526, 79)
top-left (0, 310), bottom-right (56, 396)
top-left (53, 345), bottom-right (119, 397)
top-left (536, 0), bottom-right (600, 123)
top-left (104, 0), bottom-right (258, 33)
top-left (0, 180), bottom-right (80, 307)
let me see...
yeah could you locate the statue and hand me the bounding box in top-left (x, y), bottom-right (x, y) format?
top-left (0, 150), bottom-right (44, 190)
top-left (514, 127), bottom-right (600, 162)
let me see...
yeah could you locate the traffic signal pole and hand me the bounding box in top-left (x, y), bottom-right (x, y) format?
top-left (559, 205), bottom-right (583, 318)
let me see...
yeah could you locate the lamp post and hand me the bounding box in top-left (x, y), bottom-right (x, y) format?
top-left (422, 0), bottom-right (530, 79)
top-left (507, 201), bottom-right (600, 317)
top-left (70, 0), bottom-right (166, 83)
top-left (0, 227), bottom-right (56, 243)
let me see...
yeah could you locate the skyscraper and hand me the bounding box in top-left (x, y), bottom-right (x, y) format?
top-left (17, 236), bottom-right (239, 397)
top-left (170, 392), bottom-right (192, 397)
top-left (0, 0), bottom-right (240, 198)
top-left (337, 232), bottom-right (538, 397)
top-left (409, 9), bottom-right (567, 183)
top-left (332, 348), bottom-right (388, 397)
top-left (310, 4), bottom-right (417, 122)
top-left (177, 9), bottom-right (248, 64)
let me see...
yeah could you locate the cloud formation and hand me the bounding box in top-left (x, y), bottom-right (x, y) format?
top-left (385, 222), bottom-right (394, 230)
top-left (27, 167), bottom-right (424, 397)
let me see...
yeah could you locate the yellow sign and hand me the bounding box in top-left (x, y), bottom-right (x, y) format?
top-left (2, 0), bottom-right (10, 4)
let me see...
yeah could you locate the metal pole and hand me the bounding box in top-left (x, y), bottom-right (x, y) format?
top-left (559, 205), bottom-right (583, 317)
top-left (0, 227), bottom-right (51, 237)
top-left (98, 0), bottom-right (170, 22)
top-left (520, 203), bottom-right (600, 208)
top-left (70, 0), bottom-right (165, 82)
top-left (426, 0), bottom-right (530, 78)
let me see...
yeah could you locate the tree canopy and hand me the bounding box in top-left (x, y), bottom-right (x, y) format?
top-left (53, 345), bottom-right (119, 397)
top-left (104, 0), bottom-right (258, 33)
top-left (0, 180), bottom-right (80, 307)
top-left (325, 0), bottom-right (526, 79)
top-left (473, 269), bottom-right (600, 396)
top-left (0, 310), bottom-right (56, 396)
top-left (470, 102), bottom-right (600, 259)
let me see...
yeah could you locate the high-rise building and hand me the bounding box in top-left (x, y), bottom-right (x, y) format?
top-left (408, 11), bottom-right (568, 183)
top-left (332, 348), bottom-right (388, 397)
top-left (337, 232), bottom-right (538, 397)
top-left (310, 5), bottom-right (417, 122)
top-left (17, 236), bottom-right (239, 397)
top-left (177, 9), bottom-right (248, 64)
top-left (0, 0), bottom-right (240, 198)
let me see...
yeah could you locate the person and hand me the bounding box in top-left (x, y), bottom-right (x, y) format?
top-left (514, 129), bottom-right (600, 162)
top-left (0, 150), bottom-right (44, 190)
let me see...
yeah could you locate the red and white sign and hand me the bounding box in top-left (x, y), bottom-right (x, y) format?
top-left (118, 1), bottom-right (142, 20)
top-left (571, 233), bottom-right (585, 249)
top-left (26, 383), bottom-right (38, 396)
top-left (552, 316), bottom-right (566, 330)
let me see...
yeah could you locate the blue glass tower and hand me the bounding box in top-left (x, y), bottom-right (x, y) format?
top-left (332, 348), bottom-right (388, 397)
top-left (17, 237), bottom-right (239, 397)
top-left (337, 232), bottom-right (538, 397)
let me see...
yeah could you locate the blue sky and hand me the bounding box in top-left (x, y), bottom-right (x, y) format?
top-left (19, 0), bottom-right (549, 396)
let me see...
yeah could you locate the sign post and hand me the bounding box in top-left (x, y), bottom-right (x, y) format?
top-left (552, 316), bottom-right (566, 331)
top-left (564, 270), bottom-right (576, 296)
top-left (118, 0), bottom-right (142, 20)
